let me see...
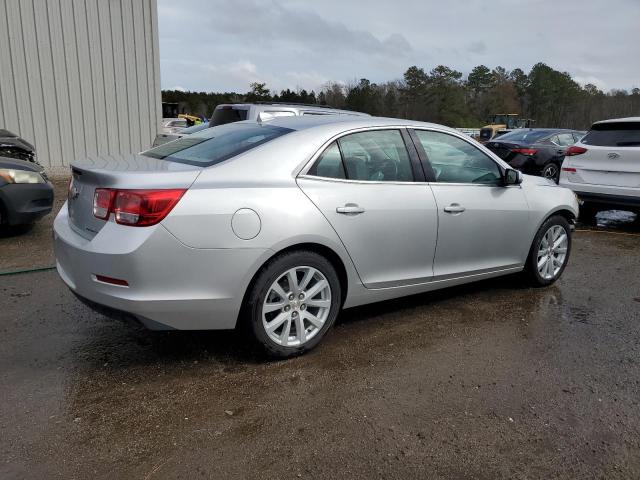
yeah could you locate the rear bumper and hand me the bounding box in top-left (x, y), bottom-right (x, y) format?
top-left (0, 182), bottom-right (53, 225)
top-left (573, 191), bottom-right (640, 209)
top-left (559, 175), bottom-right (639, 210)
top-left (53, 204), bottom-right (271, 330)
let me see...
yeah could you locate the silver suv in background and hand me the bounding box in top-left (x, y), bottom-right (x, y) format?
top-left (210, 103), bottom-right (369, 126)
top-left (152, 103), bottom-right (369, 147)
top-left (559, 117), bottom-right (640, 221)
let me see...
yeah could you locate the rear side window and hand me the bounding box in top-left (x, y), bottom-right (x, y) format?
top-left (582, 122), bottom-right (640, 147)
top-left (210, 107), bottom-right (249, 126)
top-left (307, 142), bottom-right (345, 179)
top-left (555, 133), bottom-right (575, 146)
top-left (142, 123), bottom-right (292, 166)
top-left (307, 130), bottom-right (414, 182)
top-left (339, 130), bottom-right (414, 181)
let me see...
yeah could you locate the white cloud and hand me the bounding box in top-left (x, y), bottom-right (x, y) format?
top-left (158, 0), bottom-right (640, 93)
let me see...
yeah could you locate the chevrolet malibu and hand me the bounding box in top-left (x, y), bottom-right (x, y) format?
top-left (54, 117), bottom-right (578, 358)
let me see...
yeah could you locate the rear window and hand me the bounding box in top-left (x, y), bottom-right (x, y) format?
top-left (142, 123), bottom-right (292, 166)
top-left (496, 129), bottom-right (551, 143)
top-left (210, 107), bottom-right (249, 126)
top-left (581, 122), bottom-right (640, 147)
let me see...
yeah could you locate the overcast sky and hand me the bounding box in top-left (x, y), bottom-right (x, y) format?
top-left (158, 0), bottom-right (639, 94)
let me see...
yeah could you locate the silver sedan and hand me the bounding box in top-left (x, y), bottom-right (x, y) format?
top-left (54, 116), bottom-right (578, 358)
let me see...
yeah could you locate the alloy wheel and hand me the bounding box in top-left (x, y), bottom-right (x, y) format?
top-left (262, 266), bottom-right (332, 347)
top-left (543, 164), bottom-right (559, 182)
top-left (537, 225), bottom-right (568, 280)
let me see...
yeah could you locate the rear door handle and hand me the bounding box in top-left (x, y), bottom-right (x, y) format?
top-left (444, 204), bottom-right (466, 214)
top-left (336, 203), bottom-right (365, 215)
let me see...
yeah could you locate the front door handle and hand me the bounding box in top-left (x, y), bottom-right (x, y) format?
top-left (444, 204), bottom-right (466, 214)
top-left (336, 203), bottom-right (365, 215)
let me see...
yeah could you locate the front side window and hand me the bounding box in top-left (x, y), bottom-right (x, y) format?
top-left (414, 130), bottom-right (502, 184)
top-left (142, 123), bottom-right (292, 166)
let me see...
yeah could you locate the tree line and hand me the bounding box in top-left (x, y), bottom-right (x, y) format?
top-left (162, 62), bottom-right (640, 129)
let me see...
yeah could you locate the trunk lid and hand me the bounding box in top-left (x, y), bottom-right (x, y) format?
top-left (567, 144), bottom-right (640, 187)
top-left (67, 153), bottom-right (202, 239)
top-left (486, 141), bottom-right (520, 161)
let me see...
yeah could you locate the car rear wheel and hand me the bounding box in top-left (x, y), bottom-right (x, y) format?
top-left (541, 162), bottom-right (560, 183)
top-left (244, 250), bottom-right (341, 358)
top-left (524, 215), bottom-right (571, 286)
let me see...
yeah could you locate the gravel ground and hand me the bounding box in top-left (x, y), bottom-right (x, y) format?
top-left (1, 213), bottom-right (639, 478)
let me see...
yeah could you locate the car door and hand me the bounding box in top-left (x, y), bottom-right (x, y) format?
top-left (409, 129), bottom-right (531, 279)
top-left (297, 129), bottom-right (438, 288)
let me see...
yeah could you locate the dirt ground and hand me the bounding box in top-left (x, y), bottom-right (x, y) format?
top-left (1, 194), bottom-right (639, 478)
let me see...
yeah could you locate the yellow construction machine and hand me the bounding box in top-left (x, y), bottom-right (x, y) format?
top-left (478, 114), bottom-right (535, 143)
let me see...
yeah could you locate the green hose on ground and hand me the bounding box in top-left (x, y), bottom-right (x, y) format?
top-left (0, 265), bottom-right (57, 276)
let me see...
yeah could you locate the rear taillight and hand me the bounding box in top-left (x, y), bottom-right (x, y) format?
top-left (93, 188), bottom-right (186, 226)
top-left (565, 146), bottom-right (587, 156)
top-left (511, 148), bottom-right (538, 156)
top-left (93, 189), bottom-right (116, 220)
top-left (562, 167), bottom-right (577, 173)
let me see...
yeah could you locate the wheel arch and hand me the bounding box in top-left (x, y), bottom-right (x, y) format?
top-left (237, 241), bottom-right (352, 327)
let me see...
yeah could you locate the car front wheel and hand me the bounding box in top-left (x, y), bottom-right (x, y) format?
top-left (244, 250), bottom-right (342, 358)
top-left (524, 215), bottom-right (572, 286)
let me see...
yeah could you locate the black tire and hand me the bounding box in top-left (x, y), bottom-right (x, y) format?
top-left (243, 250), bottom-right (342, 359)
top-left (524, 215), bottom-right (572, 287)
top-left (579, 202), bottom-right (598, 225)
top-left (541, 162), bottom-right (560, 183)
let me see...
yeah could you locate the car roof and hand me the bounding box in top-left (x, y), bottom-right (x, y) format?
top-left (263, 115), bottom-right (458, 134)
top-left (593, 117), bottom-right (640, 125)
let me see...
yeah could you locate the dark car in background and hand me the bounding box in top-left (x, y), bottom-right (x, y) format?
top-left (485, 129), bottom-right (585, 182)
top-left (0, 129), bottom-right (37, 163)
top-left (0, 156), bottom-right (53, 228)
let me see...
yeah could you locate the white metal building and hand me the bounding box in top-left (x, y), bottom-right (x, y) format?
top-left (0, 0), bottom-right (161, 171)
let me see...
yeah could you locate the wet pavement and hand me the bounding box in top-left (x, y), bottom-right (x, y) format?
top-left (1, 220), bottom-right (639, 479)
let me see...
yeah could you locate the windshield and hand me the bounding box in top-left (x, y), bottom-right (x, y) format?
top-left (142, 123), bottom-right (293, 166)
top-left (496, 129), bottom-right (550, 144)
top-left (582, 122), bottom-right (640, 147)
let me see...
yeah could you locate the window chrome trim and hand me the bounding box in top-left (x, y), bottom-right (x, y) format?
top-left (296, 124), bottom-right (517, 186)
top-left (297, 174), bottom-right (429, 186)
top-left (297, 174), bottom-right (522, 188)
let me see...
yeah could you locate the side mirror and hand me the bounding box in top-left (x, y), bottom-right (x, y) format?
top-left (504, 169), bottom-right (523, 185)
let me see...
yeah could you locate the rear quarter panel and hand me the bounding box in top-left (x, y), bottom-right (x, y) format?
top-left (161, 179), bottom-right (364, 302)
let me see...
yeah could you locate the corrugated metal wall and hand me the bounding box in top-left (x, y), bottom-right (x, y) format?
top-left (0, 0), bottom-right (161, 170)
